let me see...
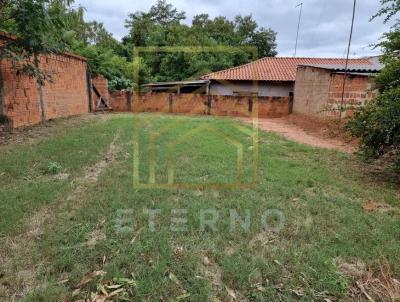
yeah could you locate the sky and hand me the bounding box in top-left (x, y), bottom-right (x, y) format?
top-left (73, 0), bottom-right (393, 58)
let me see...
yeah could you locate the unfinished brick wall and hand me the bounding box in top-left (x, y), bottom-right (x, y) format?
top-left (326, 73), bottom-right (377, 118)
top-left (109, 92), bottom-right (290, 118)
top-left (0, 33), bottom-right (90, 128)
top-left (294, 66), bottom-right (378, 119)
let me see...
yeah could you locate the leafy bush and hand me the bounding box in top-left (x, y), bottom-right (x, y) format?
top-left (347, 0), bottom-right (400, 171)
top-left (46, 162), bottom-right (62, 174)
top-left (347, 87), bottom-right (400, 166)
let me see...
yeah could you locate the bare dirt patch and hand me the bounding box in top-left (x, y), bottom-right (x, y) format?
top-left (240, 114), bottom-right (356, 153)
top-left (362, 200), bottom-right (397, 214)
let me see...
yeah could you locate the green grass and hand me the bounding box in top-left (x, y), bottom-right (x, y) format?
top-left (0, 113), bottom-right (399, 301)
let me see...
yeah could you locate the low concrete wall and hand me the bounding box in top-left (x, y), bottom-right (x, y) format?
top-left (109, 92), bottom-right (290, 118)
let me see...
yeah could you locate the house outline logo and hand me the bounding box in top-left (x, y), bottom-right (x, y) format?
top-left (132, 46), bottom-right (260, 189)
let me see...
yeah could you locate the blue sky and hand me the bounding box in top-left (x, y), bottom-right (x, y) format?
top-left (73, 0), bottom-right (393, 58)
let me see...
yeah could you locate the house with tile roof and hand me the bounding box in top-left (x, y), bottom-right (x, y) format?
top-left (142, 56), bottom-right (382, 119)
top-left (200, 57), bottom-right (378, 98)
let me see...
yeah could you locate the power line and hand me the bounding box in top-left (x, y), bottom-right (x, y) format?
top-left (339, 0), bottom-right (357, 122)
top-left (294, 2), bottom-right (303, 57)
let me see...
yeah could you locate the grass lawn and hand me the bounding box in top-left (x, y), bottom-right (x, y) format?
top-left (0, 113), bottom-right (399, 301)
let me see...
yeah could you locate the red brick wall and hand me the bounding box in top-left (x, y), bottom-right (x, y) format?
top-left (109, 92), bottom-right (289, 118)
top-left (109, 90), bottom-right (129, 112)
top-left (211, 95), bottom-right (250, 117)
top-left (173, 94), bottom-right (208, 115)
top-left (258, 96), bottom-right (290, 118)
top-left (0, 33), bottom-right (89, 128)
top-left (326, 73), bottom-right (377, 118)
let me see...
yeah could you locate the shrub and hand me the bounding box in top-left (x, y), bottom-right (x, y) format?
top-left (46, 162), bottom-right (62, 174)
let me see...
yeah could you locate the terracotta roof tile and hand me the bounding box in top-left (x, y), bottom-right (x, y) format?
top-left (201, 57), bottom-right (374, 82)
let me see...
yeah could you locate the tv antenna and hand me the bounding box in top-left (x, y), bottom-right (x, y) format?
top-left (294, 2), bottom-right (303, 57)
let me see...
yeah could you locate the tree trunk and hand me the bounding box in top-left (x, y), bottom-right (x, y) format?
top-left (34, 54), bottom-right (46, 126)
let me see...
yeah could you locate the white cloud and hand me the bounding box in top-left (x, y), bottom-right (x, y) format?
top-left (74, 0), bottom-right (393, 57)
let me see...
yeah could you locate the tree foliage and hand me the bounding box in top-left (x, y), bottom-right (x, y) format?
top-left (1, 0), bottom-right (277, 91)
top-left (0, 0), bottom-right (72, 124)
top-left (123, 0), bottom-right (277, 84)
top-left (347, 0), bottom-right (400, 169)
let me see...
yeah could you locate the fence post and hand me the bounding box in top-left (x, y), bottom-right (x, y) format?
top-left (126, 91), bottom-right (132, 112)
top-left (169, 93), bottom-right (173, 113)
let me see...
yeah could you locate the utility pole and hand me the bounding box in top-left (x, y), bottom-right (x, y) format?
top-left (339, 0), bottom-right (357, 122)
top-left (294, 2), bottom-right (303, 57)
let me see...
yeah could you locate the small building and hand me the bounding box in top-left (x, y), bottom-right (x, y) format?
top-left (200, 57), bottom-right (376, 97)
top-left (139, 56), bottom-right (382, 120)
top-left (293, 63), bottom-right (382, 118)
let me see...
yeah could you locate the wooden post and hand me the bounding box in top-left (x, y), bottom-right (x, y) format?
top-left (127, 91), bottom-right (132, 112)
top-left (86, 70), bottom-right (93, 112)
top-left (169, 93), bottom-right (173, 113)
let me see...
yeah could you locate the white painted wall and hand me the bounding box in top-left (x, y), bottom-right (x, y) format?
top-left (209, 80), bottom-right (294, 97)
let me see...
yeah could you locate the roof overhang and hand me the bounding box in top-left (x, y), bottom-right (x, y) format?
top-left (298, 63), bottom-right (382, 73)
top-left (142, 80), bottom-right (209, 88)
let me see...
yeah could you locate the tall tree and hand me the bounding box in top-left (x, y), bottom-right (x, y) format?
top-left (124, 0), bottom-right (277, 84)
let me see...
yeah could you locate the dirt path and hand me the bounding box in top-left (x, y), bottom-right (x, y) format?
top-left (241, 115), bottom-right (356, 153)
